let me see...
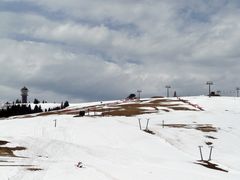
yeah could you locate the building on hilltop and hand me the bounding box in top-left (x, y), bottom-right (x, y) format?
top-left (21, 86), bottom-right (29, 104)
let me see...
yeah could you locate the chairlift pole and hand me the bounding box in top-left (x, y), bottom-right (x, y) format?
top-left (236, 87), bottom-right (240, 97)
top-left (165, 85), bottom-right (171, 97)
top-left (137, 90), bottom-right (142, 101)
top-left (206, 81), bottom-right (213, 97)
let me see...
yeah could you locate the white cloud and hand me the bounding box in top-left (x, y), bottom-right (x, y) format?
top-left (0, 0), bottom-right (240, 102)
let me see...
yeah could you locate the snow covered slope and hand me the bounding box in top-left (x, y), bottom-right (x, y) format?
top-left (0, 96), bottom-right (240, 180)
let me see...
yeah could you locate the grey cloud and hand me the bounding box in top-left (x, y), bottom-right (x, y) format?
top-left (0, 0), bottom-right (240, 103)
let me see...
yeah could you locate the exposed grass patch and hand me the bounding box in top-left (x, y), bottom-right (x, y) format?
top-left (0, 160), bottom-right (12, 162)
top-left (0, 146), bottom-right (26, 157)
top-left (195, 160), bottom-right (228, 173)
top-left (162, 124), bottom-right (218, 133)
top-left (100, 98), bottom-right (198, 116)
top-left (36, 111), bottom-right (62, 116)
top-left (30, 97), bottom-right (200, 117)
top-left (169, 107), bottom-right (197, 111)
top-left (196, 126), bottom-right (218, 132)
top-left (26, 167), bottom-right (43, 171)
top-left (152, 104), bottom-right (183, 107)
top-left (0, 165), bottom-right (33, 167)
top-left (164, 124), bottom-right (188, 128)
top-left (205, 142), bottom-right (213, 146)
top-left (205, 135), bottom-right (217, 139)
top-left (150, 99), bottom-right (180, 103)
top-left (161, 109), bottom-right (170, 112)
top-left (0, 140), bottom-right (9, 145)
top-left (102, 108), bottom-right (147, 117)
top-left (151, 96), bottom-right (164, 98)
top-left (143, 129), bottom-right (155, 135)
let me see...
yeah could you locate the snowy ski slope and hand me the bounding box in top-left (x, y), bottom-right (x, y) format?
top-left (0, 96), bottom-right (240, 180)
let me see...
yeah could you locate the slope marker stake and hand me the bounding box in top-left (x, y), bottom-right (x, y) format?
top-left (54, 119), bottom-right (57, 128)
top-left (208, 146), bottom-right (214, 161)
top-left (138, 118), bottom-right (142, 130)
top-left (198, 146), bottom-right (203, 161)
top-left (145, 118), bottom-right (150, 130)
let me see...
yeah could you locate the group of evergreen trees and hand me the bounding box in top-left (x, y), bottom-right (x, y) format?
top-left (0, 104), bottom-right (43, 118)
top-left (0, 101), bottom-right (69, 118)
top-left (46, 101), bottom-right (69, 112)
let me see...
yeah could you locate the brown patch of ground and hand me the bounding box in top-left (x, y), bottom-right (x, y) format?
top-left (0, 165), bottom-right (33, 167)
top-left (0, 160), bottom-right (12, 162)
top-left (205, 135), bottom-right (217, 139)
top-left (154, 104), bottom-right (183, 107)
top-left (0, 146), bottom-right (26, 157)
top-left (26, 167), bottom-right (43, 171)
top-left (150, 99), bottom-right (180, 104)
top-left (23, 97), bottom-right (200, 117)
top-left (0, 140), bottom-right (9, 145)
top-left (163, 124), bottom-right (218, 133)
top-left (196, 126), bottom-right (218, 132)
top-left (164, 124), bottom-right (188, 128)
top-left (100, 98), bottom-right (198, 116)
top-left (36, 111), bottom-right (61, 116)
top-left (151, 96), bottom-right (164, 98)
top-left (102, 108), bottom-right (148, 117)
top-left (0, 142), bottom-right (40, 170)
top-left (161, 109), bottom-right (170, 112)
top-left (143, 129), bottom-right (155, 135)
top-left (169, 107), bottom-right (197, 111)
top-left (20, 115), bottom-right (34, 118)
top-left (205, 142), bottom-right (213, 146)
top-left (118, 103), bottom-right (151, 108)
top-left (195, 160), bottom-right (228, 173)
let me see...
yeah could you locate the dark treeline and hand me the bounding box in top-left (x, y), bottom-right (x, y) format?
top-left (46, 101), bottom-right (69, 112)
top-left (0, 101), bottom-right (70, 118)
top-left (0, 104), bottom-right (43, 118)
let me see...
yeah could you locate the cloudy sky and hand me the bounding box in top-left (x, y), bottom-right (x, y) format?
top-left (0, 0), bottom-right (240, 102)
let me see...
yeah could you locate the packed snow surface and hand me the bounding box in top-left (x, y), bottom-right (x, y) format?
top-left (0, 96), bottom-right (240, 180)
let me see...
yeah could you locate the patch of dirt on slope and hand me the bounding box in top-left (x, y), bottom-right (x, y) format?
top-left (196, 125), bottom-right (218, 132)
top-left (0, 143), bottom-right (26, 157)
top-left (102, 108), bottom-right (147, 117)
top-left (0, 164), bottom-right (33, 167)
top-left (150, 99), bottom-right (180, 103)
top-left (27, 98), bottom-right (200, 117)
top-left (151, 96), bottom-right (164, 98)
top-left (195, 160), bottom-right (228, 173)
top-left (162, 124), bottom-right (218, 132)
top-left (205, 142), bottom-right (213, 146)
top-left (0, 140), bottom-right (9, 145)
top-left (164, 124), bottom-right (188, 128)
top-left (101, 98), bottom-right (199, 116)
top-left (143, 129), bottom-right (156, 135)
top-left (26, 167), bottom-right (43, 171)
top-left (205, 135), bottom-right (217, 139)
top-left (169, 107), bottom-right (197, 111)
top-left (0, 142), bottom-right (44, 170)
